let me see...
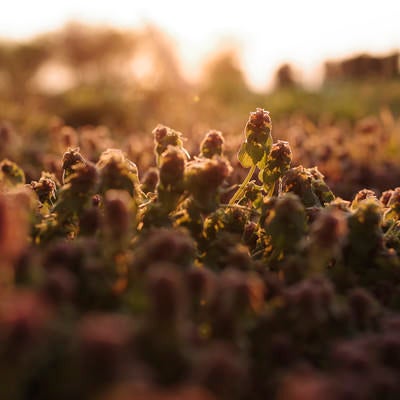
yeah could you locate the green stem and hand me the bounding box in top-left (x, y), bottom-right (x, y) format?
top-left (384, 220), bottom-right (398, 237)
top-left (229, 165), bottom-right (256, 205)
top-left (267, 181), bottom-right (275, 198)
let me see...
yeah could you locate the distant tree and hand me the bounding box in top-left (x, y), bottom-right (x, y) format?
top-left (274, 63), bottom-right (298, 89)
top-left (0, 40), bottom-right (49, 99)
top-left (140, 25), bottom-right (187, 89)
top-left (50, 22), bottom-right (138, 85)
top-left (201, 51), bottom-right (250, 104)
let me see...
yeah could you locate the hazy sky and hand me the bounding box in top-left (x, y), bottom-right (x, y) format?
top-left (1, 0), bottom-right (399, 88)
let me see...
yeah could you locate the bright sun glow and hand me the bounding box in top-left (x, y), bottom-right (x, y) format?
top-left (1, 0), bottom-right (399, 89)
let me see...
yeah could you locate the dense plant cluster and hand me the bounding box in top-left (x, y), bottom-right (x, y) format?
top-left (1, 109), bottom-right (400, 399)
top-left (278, 110), bottom-right (400, 198)
top-left (3, 106), bottom-right (400, 203)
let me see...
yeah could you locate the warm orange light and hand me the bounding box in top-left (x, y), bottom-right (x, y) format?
top-left (1, 0), bottom-right (399, 90)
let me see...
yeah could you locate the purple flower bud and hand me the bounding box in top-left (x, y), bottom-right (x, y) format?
top-left (0, 291), bottom-right (50, 352)
top-left (309, 209), bottom-right (348, 249)
top-left (61, 147), bottom-right (86, 183)
top-left (152, 124), bottom-right (168, 142)
top-left (147, 264), bottom-right (185, 321)
top-left (103, 190), bottom-right (133, 238)
top-left (248, 108), bottom-right (271, 130)
top-left (380, 189), bottom-right (394, 207)
top-left (42, 268), bottom-right (77, 305)
top-left (193, 344), bottom-right (248, 399)
top-left (186, 266), bottom-right (216, 304)
top-left (78, 313), bottom-right (133, 381)
top-left (348, 288), bottom-right (380, 329)
top-left (30, 173), bottom-right (57, 204)
top-left (159, 146), bottom-right (186, 186)
top-left (141, 167), bottom-right (159, 193)
top-left (200, 130), bottom-right (225, 158)
top-left (351, 189), bottom-right (377, 209)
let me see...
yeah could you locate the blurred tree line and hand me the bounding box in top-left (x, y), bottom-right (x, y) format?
top-left (0, 22), bottom-right (399, 135)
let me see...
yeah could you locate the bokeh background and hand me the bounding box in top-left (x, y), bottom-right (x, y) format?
top-left (1, 0), bottom-right (400, 198)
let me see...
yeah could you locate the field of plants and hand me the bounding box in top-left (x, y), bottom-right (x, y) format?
top-left (1, 25), bottom-right (400, 400)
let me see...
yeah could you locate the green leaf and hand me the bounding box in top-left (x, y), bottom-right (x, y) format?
top-left (256, 135), bottom-right (273, 169)
top-left (256, 151), bottom-right (268, 170)
top-left (238, 142), bottom-right (254, 168)
top-left (246, 142), bottom-right (264, 164)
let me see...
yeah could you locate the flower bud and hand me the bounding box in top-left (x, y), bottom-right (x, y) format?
top-left (281, 166), bottom-right (319, 207)
top-left (97, 149), bottom-right (140, 197)
top-left (159, 146), bottom-right (186, 187)
top-left (309, 209), bottom-right (348, 249)
top-left (193, 344), bottom-right (247, 399)
top-left (380, 189), bottom-right (394, 207)
top-left (185, 157), bottom-right (232, 211)
top-left (308, 167), bottom-right (335, 205)
top-left (277, 369), bottom-right (331, 400)
top-left (103, 190), bottom-right (134, 239)
top-left (146, 264), bottom-right (185, 322)
top-left (132, 228), bottom-right (196, 271)
top-left (30, 172), bottom-right (57, 205)
top-left (263, 193), bottom-right (307, 253)
top-left (348, 288), bottom-right (380, 330)
top-left (63, 162), bottom-right (99, 196)
top-left (152, 124), bottom-right (189, 165)
top-left (351, 189), bottom-right (377, 209)
top-left (0, 291), bottom-right (50, 354)
top-left (78, 313), bottom-right (133, 382)
top-left (247, 108), bottom-right (272, 133)
top-left (152, 124), bottom-right (168, 143)
top-left (79, 207), bottom-right (101, 236)
top-left (282, 166), bottom-right (334, 207)
top-left (42, 267), bottom-right (77, 305)
top-left (200, 130), bottom-right (225, 158)
top-left (186, 266), bottom-right (216, 304)
top-left (387, 187), bottom-right (400, 215)
top-left (353, 198), bottom-right (382, 227)
top-left (140, 167), bottom-right (159, 194)
top-left (284, 277), bottom-right (335, 324)
top-left (260, 140), bottom-right (292, 187)
top-left (0, 159), bottom-right (25, 188)
top-left (332, 339), bottom-right (374, 373)
top-left (62, 147), bottom-right (86, 184)
top-left (43, 240), bottom-right (84, 273)
top-left (0, 191), bottom-right (29, 268)
top-left (238, 108), bottom-right (273, 168)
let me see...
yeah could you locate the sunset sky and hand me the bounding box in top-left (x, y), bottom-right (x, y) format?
top-left (1, 0), bottom-right (399, 89)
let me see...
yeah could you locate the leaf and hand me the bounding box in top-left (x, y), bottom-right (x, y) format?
top-left (256, 151), bottom-right (269, 170)
top-left (238, 142), bottom-right (254, 168)
top-left (246, 142), bottom-right (264, 164)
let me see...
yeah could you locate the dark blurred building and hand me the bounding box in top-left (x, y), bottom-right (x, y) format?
top-left (324, 52), bottom-right (400, 82)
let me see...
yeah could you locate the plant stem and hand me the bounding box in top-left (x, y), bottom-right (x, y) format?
top-left (266, 182), bottom-right (275, 198)
top-left (229, 165), bottom-right (256, 205)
